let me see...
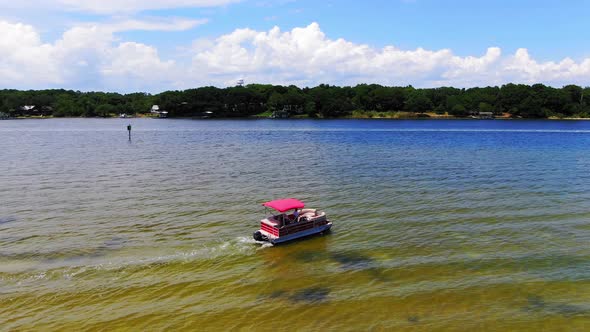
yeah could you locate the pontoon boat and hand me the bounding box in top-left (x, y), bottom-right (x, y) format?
top-left (253, 198), bottom-right (332, 244)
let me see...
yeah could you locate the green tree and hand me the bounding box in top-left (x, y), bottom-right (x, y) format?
top-left (351, 84), bottom-right (378, 110)
top-left (450, 104), bottom-right (468, 116)
top-left (519, 96), bottom-right (544, 118)
top-left (304, 101), bottom-right (317, 117)
top-left (372, 87), bottom-right (405, 111)
top-left (478, 102), bottom-right (494, 113)
top-left (405, 91), bottom-right (432, 113)
top-left (321, 98), bottom-right (354, 117)
top-left (498, 83), bottom-right (531, 116)
top-left (54, 94), bottom-right (78, 117)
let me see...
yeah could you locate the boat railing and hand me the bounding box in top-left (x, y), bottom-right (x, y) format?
top-left (260, 210), bottom-right (327, 236)
top-left (261, 222), bottom-right (279, 236)
top-left (280, 217), bottom-right (329, 236)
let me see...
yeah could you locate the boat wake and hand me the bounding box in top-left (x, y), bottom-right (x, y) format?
top-left (236, 236), bottom-right (274, 249)
top-left (1, 236), bottom-right (270, 291)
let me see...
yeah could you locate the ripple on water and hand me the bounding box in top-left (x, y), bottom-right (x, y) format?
top-left (2, 119), bottom-right (590, 330)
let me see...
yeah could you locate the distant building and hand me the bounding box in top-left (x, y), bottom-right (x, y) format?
top-left (16, 105), bottom-right (36, 116)
top-left (14, 105), bottom-right (52, 117)
top-left (150, 104), bottom-right (168, 118)
top-left (478, 111), bottom-right (494, 119)
top-left (271, 109), bottom-right (289, 118)
top-left (283, 104), bottom-right (304, 114)
top-left (20, 105), bottom-right (36, 112)
top-left (469, 110), bottom-right (494, 119)
top-left (270, 105), bottom-right (304, 118)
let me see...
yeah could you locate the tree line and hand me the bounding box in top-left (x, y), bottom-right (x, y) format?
top-left (1, 83), bottom-right (589, 118)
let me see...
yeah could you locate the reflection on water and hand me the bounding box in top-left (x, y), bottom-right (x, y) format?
top-left (1, 118), bottom-right (590, 330)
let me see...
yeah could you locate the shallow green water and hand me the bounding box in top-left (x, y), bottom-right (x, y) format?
top-left (1, 118), bottom-right (590, 331)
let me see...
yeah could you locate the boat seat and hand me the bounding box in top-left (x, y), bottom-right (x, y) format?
top-left (301, 208), bottom-right (317, 215)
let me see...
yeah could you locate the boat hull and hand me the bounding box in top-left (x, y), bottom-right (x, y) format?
top-left (260, 222), bottom-right (332, 244)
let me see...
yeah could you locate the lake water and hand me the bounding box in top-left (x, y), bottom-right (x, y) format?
top-left (1, 118), bottom-right (590, 331)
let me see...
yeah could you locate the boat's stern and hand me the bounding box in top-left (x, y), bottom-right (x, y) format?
top-left (253, 217), bottom-right (280, 242)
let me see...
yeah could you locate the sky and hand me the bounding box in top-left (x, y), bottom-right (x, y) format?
top-left (1, 0), bottom-right (590, 93)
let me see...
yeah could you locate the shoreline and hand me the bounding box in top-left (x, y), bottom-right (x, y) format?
top-left (4, 115), bottom-right (590, 121)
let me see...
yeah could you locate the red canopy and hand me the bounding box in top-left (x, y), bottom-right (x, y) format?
top-left (262, 198), bottom-right (305, 213)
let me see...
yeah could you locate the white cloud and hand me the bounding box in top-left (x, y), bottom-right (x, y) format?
top-left (58, 0), bottom-right (241, 14)
top-left (1, 20), bottom-right (590, 92)
top-left (106, 18), bottom-right (209, 32)
top-left (189, 23), bottom-right (590, 88)
top-left (502, 48), bottom-right (590, 85)
top-left (101, 42), bottom-right (179, 91)
top-left (0, 20), bottom-right (178, 91)
top-left (0, 21), bottom-right (60, 84)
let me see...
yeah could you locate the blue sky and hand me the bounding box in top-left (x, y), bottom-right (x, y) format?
top-left (1, 0), bottom-right (589, 92)
top-left (104, 0), bottom-right (590, 59)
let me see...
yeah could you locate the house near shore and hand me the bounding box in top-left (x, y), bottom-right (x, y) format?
top-left (270, 104), bottom-right (304, 119)
top-left (478, 111), bottom-right (494, 119)
top-left (469, 110), bottom-right (495, 119)
top-left (150, 105), bottom-right (168, 118)
top-left (18, 105), bottom-right (36, 116)
top-left (271, 108), bottom-right (289, 118)
top-left (15, 105), bottom-right (53, 117)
